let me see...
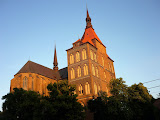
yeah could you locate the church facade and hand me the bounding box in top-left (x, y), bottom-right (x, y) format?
top-left (10, 10), bottom-right (116, 105)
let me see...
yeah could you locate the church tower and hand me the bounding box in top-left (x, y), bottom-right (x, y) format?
top-left (66, 9), bottom-right (116, 105)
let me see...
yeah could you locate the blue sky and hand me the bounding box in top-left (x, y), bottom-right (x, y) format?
top-left (0, 0), bottom-right (160, 111)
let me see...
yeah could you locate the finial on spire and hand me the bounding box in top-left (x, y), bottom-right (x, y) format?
top-left (86, 8), bottom-right (93, 29)
top-left (53, 45), bottom-right (58, 71)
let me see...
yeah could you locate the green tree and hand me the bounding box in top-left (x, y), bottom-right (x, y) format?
top-left (88, 78), bottom-right (158, 120)
top-left (2, 88), bottom-right (41, 120)
top-left (1, 80), bottom-right (85, 120)
top-left (46, 80), bottom-right (85, 120)
top-left (128, 83), bottom-right (155, 120)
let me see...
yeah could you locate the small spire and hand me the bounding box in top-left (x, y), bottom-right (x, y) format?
top-left (86, 8), bottom-right (93, 29)
top-left (53, 45), bottom-right (58, 71)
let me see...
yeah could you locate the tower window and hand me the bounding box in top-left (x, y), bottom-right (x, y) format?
top-left (71, 68), bottom-right (75, 79)
top-left (82, 49), bottom-right (87, 60)
top-left (94, 82), bottom-right (97, 95)
top-left (84, 64), bottom-right (88, 76)
top-left (76, 52), bottom-right (80, 62)
top-left (94, 53), bottom-right (97, 62)
top-left (92, 64), bottom-right (95, 76)
top-left (85, 82), bottom-right (90, 95)
top-left (77, 66), bottom-right (81, 77)
top-left (79, 84), bottom-right (83, 95)
top-left (23, 76), bottom-right (28, 90)
top-left (90, 50), bottom-right (93, 60)
top-left (70, 54), bottom-right (74, 64)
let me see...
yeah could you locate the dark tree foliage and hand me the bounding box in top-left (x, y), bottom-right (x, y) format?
top-left (1, 80), bottom-right (85, 120)
top-left (88, 78), bottom-right (160, 120)
top-left (46, 80), bottom-right (85, 120)
top-left (2, 88), bottom-right (41, 120)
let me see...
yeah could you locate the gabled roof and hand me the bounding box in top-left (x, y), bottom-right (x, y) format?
top-left (15, 61), bottom-right (62, 80)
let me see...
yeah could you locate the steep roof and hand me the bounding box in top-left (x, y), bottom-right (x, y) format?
top-left (15, 61), bottom-right (64, 80)
top-left (74, 9), bottom-right (105, 47)
top-left (81, 27), bottom-right (103, 46)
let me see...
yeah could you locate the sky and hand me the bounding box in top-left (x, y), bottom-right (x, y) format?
top-left (0, 0), bottom-right (160, 111)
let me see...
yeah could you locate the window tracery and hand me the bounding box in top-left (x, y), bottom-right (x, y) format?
top-left (71, 68), bottom-right (75, 79)
top-left (77, 66), bottom-right (81, 77)
top-left (82, 49), bottom-right (87, 60)
top-left (84, 64), bottom-right (88, 76)
top-left (70, 54), bottom-right (74, 64)
top-left (76, 52), bottom-right (80, 62)
top-left (85, 82), bottom-right (90, 94)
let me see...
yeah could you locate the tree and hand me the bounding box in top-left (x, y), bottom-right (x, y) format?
top-left (2, 88), bottom-right (41, 120)
top-left (88, 78), bottom-right (158, 120)
top-left (1, 80), bottom-right (85, 120)
top-left (46, 80), bottom-right (85, 120)
top-left (127, 83), bottom-right (155, 120)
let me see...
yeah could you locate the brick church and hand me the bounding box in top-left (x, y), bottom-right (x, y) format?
top-left (10, 9), bottom-right (116, 105)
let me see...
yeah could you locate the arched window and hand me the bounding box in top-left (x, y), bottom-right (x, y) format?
top-left (84, 64), bottom-right (88, 76)
top-left (79, 84), bottom-right (83, 95)
top-left (71, 68), bottom-right (75, 79)
top-left (102, 57), bottom-right (104, 66)
top-left (90, 50), bottom-right (93, 60)
top-left (94, 53), bottom-right (97, 62)
top-left (82, 49), bottom-right (87, 60)
top-left (92, 64), bottom-right (95, 76)
top-left (85, 82), bottom-right (90, 95)
top-left (76, 52), bottom-right (80, 62)
top-left (77, 66), bottom-right (81, 77)
top-left (104, 72), bottom-right (106, 81)
top-left (23, 76), bottom-right (28, 90)
top-left (94, 82), bottom-right (97, 94)
top-left (96, 67), bottom-right (98, 77)
top-left (70, 54), bottom-right (74, 64)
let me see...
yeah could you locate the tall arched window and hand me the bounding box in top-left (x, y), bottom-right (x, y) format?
top-left (92, 64), bottom-right (95, 76)
top-left (90, 50), bottom-right (93, 60)
top-left (71, 68), bottom-right (75, 79)
top-left (94, 82), bottom-right (97, 94)
top-left (82, 49), bottom-right (87, 60)
top-left (77, 66), bottom-right (81, 77)
top-left (85, 82), bottom-right (90, 95)
top-left (23, 76), bottom-right (28, 90)
top-left (102, 57), bottom-right (104, 66)
top-left (84, 64), bottom-right (88, 76)
top-left (104, 72), bottom-right (106, 81)
top-left (79, 84), bottom-right (83, 95)
top-left (70, 54), bottom-right (74, 64)
top-left (96, 67), bottom-right (98, 77)
top-left (94, 53), bottom-right (97, 62)
top-left (76, 52), bottom-right (80, 62)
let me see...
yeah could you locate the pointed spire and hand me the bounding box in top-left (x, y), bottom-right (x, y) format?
top-left (86, 8), bottom-right (93, 29)
top-left (53, 45), bottom-right (58, 71)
